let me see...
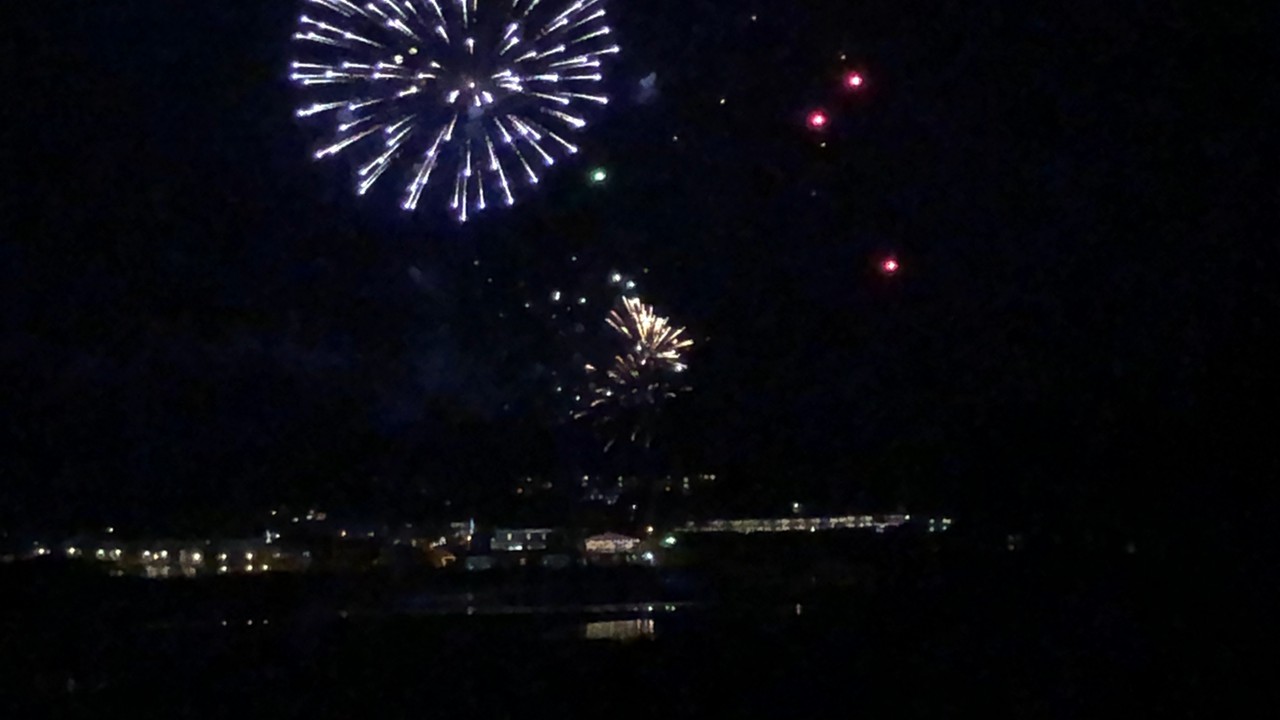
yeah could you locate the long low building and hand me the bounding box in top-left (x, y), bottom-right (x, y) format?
top-left (681, 514), bottom-right (912, 534)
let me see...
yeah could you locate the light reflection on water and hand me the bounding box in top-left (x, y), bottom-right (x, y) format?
top-left (582, 617), bottom-right (655, 642)
top-left (402, 601), bottom-right (693, 617)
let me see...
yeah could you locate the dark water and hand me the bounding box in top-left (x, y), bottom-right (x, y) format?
top-left (0, 552), bottom-right (1234, 718)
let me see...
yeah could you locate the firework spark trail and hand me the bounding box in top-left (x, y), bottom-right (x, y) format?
top-left (291, 0), bottom-right (619, 221)
top-left (606, 296), bottom-right (693, 373)
top-left (575, 295), bottom-right (693, 450)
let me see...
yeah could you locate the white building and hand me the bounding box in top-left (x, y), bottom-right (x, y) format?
top-left (491, 528), bottom-right (554, 552)
top-left (584, 533), bottom-right (641, 555)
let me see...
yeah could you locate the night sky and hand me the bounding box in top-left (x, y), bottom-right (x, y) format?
top-left (2, 1), bottom-right (1269, 538)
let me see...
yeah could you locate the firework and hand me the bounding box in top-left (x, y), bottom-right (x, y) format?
top-left (575, 295), bottom-right (692, 450)
top-left (604, 296), bottom-right (692, 376)
top-left (291, 0), bottom-right (619, 221)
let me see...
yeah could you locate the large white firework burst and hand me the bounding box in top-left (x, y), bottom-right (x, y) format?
top-left (576, 295), bottom-right (693, 450)
top-left (290, 0), bottom-right (618, 221)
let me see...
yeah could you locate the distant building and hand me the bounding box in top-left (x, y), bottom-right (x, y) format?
top-left (584, 533), bottom-right (641, 555)
top-left (682, 514), bottom-right (910, 535)
top-left (447, 520), bottom-right (475, 548)
top-left (577, 473), bottom-right (718, 504)
top-left (491, 528), bottom-right (554, 552)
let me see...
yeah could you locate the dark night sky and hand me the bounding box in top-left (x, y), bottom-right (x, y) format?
top-left (1, 1), bottom-right (1270, 536)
